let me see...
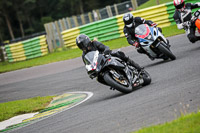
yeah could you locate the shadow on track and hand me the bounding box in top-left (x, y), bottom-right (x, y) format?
top-left (144, 60), bottom-right (172, 68)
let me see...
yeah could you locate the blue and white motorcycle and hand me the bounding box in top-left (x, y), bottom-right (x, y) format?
top-left (135, 24), bottom-right (176, 60)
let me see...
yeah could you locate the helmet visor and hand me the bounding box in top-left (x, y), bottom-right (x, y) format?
top-left (175, 2), bottom-right (184, 9)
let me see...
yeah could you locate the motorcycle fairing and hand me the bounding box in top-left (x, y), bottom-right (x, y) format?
top-left (106, 57), bottom-right (125, 70)
top-left (135, 24), bottom-right (168, 58)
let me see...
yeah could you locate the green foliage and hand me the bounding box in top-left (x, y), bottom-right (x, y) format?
top-left (0, 96), bottom-right (54, 122)
top-left (41, 16), bottom-right (53, 25)
top-left (133, 111), bottom-right (200, 133)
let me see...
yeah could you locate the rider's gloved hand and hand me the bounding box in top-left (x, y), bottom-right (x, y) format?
top-left (104, 49), bottom-right (112, 55)
top-left (151, 23), bottom-right (157, 27)
top-left (132, 42), bottom-right (139, 48)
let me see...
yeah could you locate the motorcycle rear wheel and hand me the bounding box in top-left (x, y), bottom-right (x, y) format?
top-left (157, 43), bottom-right (176, 60)
top-left (103, 72), bottom-right (133, 94)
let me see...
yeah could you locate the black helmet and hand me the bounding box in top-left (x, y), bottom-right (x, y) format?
top-left (123, 13), bottom-right (134, 28)
top-left (76, 34), bottom-right (91, 50)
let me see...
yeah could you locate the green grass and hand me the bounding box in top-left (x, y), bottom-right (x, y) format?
top-left (0, 25), bottom-right (185, 73)
top-left (0, 96), bottom-right (54, 122)
top-left (137, 0), bottom-right (172, 10)
top-left (133, 111), bottom-right (200, 133)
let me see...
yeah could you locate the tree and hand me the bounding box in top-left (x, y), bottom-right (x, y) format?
top-left (0, 0), bottom-right (15, 40)
top-left (12, 0), bottom-right (26, 37)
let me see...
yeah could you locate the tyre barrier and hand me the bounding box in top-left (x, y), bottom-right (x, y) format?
top-left (4, 35), bottom-right (48, 62)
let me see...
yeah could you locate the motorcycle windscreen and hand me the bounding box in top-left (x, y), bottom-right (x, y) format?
top-left (84, 51), bottom-right (96, 65)
top-left (135, 24), bottom-right (151, 39)
top-left (84, 51), bottom-right (99, 71)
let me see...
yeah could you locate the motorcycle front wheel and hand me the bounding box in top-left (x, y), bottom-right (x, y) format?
top-left (141, 70), bottom-right (151, 86)
top-left (157, 42), bottom-right (176, 60)
top-left (103, 72), bottom-right (133, 94)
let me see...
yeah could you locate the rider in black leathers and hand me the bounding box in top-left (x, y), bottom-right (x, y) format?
top-left (123, 13), bottom-right (162, 60)
top-left (173, 0), bottom-right (200, 43)
top-left (76, 34), bottom-right (143, 76)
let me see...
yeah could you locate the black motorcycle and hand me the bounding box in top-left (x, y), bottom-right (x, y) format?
top-left (84, 50), bottom-right (151, 93)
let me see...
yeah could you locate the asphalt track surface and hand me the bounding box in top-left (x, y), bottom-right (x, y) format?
top-left (0, 34), bottom-right (200, 133)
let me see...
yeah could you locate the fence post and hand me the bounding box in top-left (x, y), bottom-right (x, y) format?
top-left (59, 19), bottom-right (67, 31)
top-left (55, 21), bottom-right (64, 47)
top-left (80, 14), bottom-right (86, 25)
top-left (93, 10), bottom-right (99, 21)
top-left (114, 4), bottom-right (119, 15)
top-left (44, 23), bottom-right (54, 52)
top-left (88, 12), bottom-right (93, 23)
top-left (96, 10), bottom-right (101, 20)
top-left (131, 0), bottom-right (138, 10)
top-left (0, 46), bottom-right (7, 62)
top-left (73, 16), bottom-right (79, 27)
top-left (106, 6), bottom-right (113, 17)
top-left (66, 17), bottom-right (72, 29)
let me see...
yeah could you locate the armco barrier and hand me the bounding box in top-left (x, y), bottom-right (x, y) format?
top-left (62, 17), bottom-right (120, 49)
top-left (5, 35), bottom-right (48, 62)
top-left (61, 0), bottom-right (199, 48)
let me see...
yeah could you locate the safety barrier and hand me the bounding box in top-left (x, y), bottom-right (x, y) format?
top-left (5, 35), bottom-right (48, 62)
top-left (61, 0), bottom-right (199, 48)
top-left (62, 17), bottom-right (120, 48)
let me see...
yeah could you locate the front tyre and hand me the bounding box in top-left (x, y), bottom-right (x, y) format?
top-left (157, 43), bottom-right (176, 60)
top-left (141, 70), bottom-right (151, 86)
top-left (103, 72), bottom-right (133, 94)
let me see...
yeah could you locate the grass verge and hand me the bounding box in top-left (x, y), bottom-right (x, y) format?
top-left (137, 0), bottom-right (172, 10)
top-left (0, 96), bottom-right (54, 122)
top-left (133, 111), bottom-right (200, 133)
top-left (0, 25), bottom-right (185, 73)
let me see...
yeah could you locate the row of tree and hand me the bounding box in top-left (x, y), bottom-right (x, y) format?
top-left (0, 0), bottom-right (128, 43)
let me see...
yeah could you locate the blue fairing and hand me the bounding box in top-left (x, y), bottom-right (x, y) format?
top-left (149, 26), bottom-right (154, 35)
top-left (138, 38), bottom-right (147, 42)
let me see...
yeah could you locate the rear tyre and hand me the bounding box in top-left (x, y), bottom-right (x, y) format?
top-left (157, 43), bottom-right (176, 60)
top-left (103, 72), bottom-right (133, 94)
